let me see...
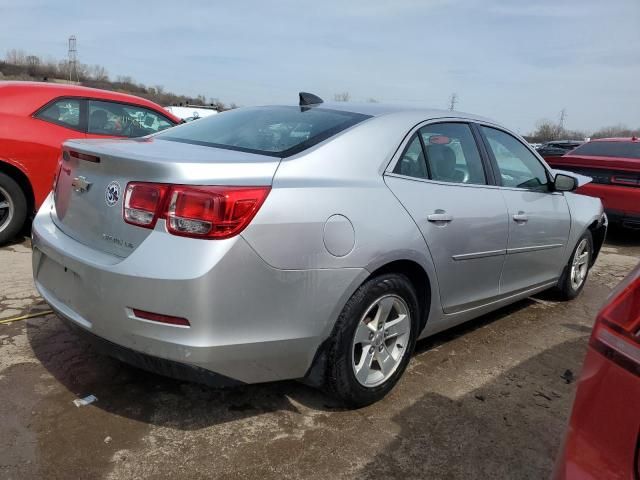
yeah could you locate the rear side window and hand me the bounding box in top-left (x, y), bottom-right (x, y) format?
top-left (394, 122), bottom-right (486, 185)
top-left (482, 126), bottom-right (549, 191)
top-left (571, 141), bottom-right (640, 159)
top-left (420, 123), bottom-right (486, 185)
top-left (88, 100), bottom-right (175, 137)
top-left (155, 106), bottom-right (371, 157)
top-left (35, 98), bottom-right (81, 129)
top-left (395, 136), bottom-right (427, 178)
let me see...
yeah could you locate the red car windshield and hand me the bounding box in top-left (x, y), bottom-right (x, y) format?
top-left (571, 141), bottom-right (640, 159)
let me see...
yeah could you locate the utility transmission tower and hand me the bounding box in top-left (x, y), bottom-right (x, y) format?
top-left (448, 93), bottom-right (458, 111)
top-left (68, 35), bottom-right (78, 82)
top-left (558, 108), bottom-right (567, 130)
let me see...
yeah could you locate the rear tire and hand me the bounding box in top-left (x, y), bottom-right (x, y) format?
top-left (324, 273), bottom-right (420, 408)
top-left (555, 231), bottom-right (593, 300)
top-left (0, 173), bottom-right (27, 245)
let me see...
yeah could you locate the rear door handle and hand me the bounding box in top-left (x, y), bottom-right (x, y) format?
top-left (427, 211), bottom-right (453, 223)
top-left (513, 211), bottom-right (528, 223)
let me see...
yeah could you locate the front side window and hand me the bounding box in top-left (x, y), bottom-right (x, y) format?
top-left (35, 98), bottom-right (80, 129)
top-left (420, 123), bottom-right (486, 185)
top-left (155, 106), bottom-right (371, 157)
top-left (88, 100), bottom-right (175, 137)
top-left (482, 126), bottom-right (549, 190)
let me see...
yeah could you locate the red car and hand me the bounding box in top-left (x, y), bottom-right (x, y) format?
top-left (546, 138), bottom-right (640, 229)
top-left (0, 81), bottom-right (179, 244)
top-left (554, 261), bottom-right (640, 479)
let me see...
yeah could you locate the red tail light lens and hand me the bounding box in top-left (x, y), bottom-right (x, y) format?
top-left (124, 183), bottom-right (168, 228)
top-left (611, 175), bottom-right (640, 186)
top-left (166, 186), bottom-right (270, 239)
top-left (590, 265), bottom-right (640, 374)
top-left (131, 308), bottom-right (190, 327)
top-left (123, 183), bottom-right (270, 239)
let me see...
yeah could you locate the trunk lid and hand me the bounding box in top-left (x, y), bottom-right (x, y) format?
top-left (53, 137), bottom-right (280, 257)
top-left (548, 154), bottom-right (640, 188)
top-left (551, 154), bottom-right (640, 173)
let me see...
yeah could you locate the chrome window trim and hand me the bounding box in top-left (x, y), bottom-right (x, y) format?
top-left (474, 121), bottom-right (559, 193)
top-left (384, 172), bottom-right (563, 195)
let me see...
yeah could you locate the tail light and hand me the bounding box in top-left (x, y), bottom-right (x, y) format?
top-left (124, 183), bottom-right (168, 227)
top-left (611, 175), bottom-right (640, 186)
top-left (123, 182), bottom-right (270, 239)
top-left (590, 265), bottom-right (640, 374)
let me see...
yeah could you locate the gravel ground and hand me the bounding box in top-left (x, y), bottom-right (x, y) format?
top-left (1, 228), bottom-right (638, 479)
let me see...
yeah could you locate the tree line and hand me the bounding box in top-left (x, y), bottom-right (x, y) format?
top-left (525, 119), bottom-right (640, 143)
top-left (1, 48), bottom-right (236, 110)
top-left (3, 49), bottom-right (637, 137)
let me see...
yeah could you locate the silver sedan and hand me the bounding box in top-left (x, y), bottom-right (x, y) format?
top-left (32, 93), bottom-right (606, 406)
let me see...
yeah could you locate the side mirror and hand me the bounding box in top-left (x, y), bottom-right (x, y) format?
top-left (554, 173), bottom-right (578, 192)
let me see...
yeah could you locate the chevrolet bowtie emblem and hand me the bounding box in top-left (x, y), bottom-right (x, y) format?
top-left (71, 176), bottom-right (92, 193)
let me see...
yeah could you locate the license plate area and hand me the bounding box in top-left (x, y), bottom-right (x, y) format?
top-left (37, 255), bottom-right (80, 307)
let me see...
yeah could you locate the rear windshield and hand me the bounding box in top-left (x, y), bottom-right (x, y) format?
top-left (156, 106), bottom-right (371, 157)
top-left (571, 141), bottom-right (640, 159)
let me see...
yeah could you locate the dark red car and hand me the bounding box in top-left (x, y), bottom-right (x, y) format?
top-left (0, 81), bottom-right (179, 244)
top-left (554, 261), bottom-right (640, 479)
top-left (546, 138), bottom-right (640, 229)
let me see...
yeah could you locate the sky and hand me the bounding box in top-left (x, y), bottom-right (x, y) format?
top-left (1, 0), bottom-right (639, 134)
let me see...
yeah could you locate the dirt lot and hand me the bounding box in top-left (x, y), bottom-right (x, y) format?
top-left (1, 229), bottom-right (638, 480)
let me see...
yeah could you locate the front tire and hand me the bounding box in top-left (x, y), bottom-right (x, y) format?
top-left (556, 231), bottom-right (593, 300)
top-left (324, 273), bottom-right (420, 408)
top-left (0, 173), bottom-right (27, 245)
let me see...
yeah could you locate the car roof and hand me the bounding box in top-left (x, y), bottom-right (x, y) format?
top-left (545, 140), bottom-right (583, 145)
top-left (259, 100), bottom-right (498, 126)
top-left (0, 81), bottom-right (179, 121)
top-left (590, 137), bottom-right (640, 143)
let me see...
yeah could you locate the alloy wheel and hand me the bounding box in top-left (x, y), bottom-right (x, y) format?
top-left (0, 186), bottom-right (14, 234)
top-left (570, 238), bottom-right (590, 291)
top-left (351, 294), bottom-right (411, 387)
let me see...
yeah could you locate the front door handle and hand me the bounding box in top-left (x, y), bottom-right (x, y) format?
top-left (427, 211), bottom-right (453, 223)
top-left (513, 211), bottom-right (528, 223)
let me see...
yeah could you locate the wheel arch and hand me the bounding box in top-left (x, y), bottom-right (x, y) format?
top-left (365, 259), bottom-right (432, 334)
top-left (303, 257), bottom-right (435, 388)
top-left (587, 216), bottom-right (607, 266)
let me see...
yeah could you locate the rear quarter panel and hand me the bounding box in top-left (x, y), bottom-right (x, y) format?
top-left (241, 114), bottom-right (444, 336)
top-left (242, 114), bottom-right (433, 271)
top-left (577, 183), bottom-right (640, 215)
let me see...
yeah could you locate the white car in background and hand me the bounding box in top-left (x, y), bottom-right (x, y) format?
top-left (164, 105), bottom-right (218, 122)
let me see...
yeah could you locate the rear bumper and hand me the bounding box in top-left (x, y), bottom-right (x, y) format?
top-left (59, 315), bottom-right (243, 387)
top-left (32, 194), bottom-right (367, 384)
top-left (576, 183), bottom-right (640, 228)
top-left (606, 210), bottom-right (640, 229)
